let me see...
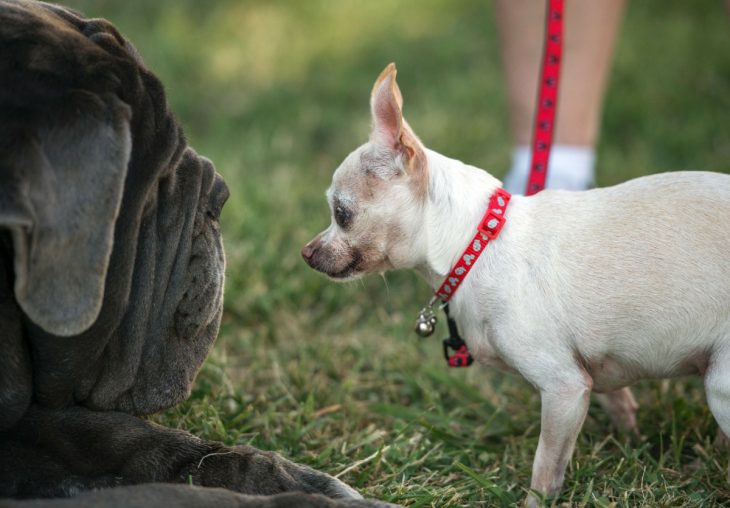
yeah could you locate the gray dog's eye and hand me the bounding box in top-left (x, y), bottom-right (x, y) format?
top-left (334, 205), bottom-right (352, 229)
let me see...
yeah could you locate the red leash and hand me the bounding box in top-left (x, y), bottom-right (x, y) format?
top-left (526, 0), bottom-right (564, 196)
top-left (414, 1), bottom-right (564, 367)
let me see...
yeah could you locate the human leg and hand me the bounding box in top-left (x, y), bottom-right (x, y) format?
top-left (495, 0), bottom-right (626, 192)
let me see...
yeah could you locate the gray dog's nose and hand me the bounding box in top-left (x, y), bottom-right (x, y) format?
top-left (208, 174), bottom-right (230, 219)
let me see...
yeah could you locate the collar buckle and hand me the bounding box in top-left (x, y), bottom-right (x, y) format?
top-left (478, 211), bottom-right (506, 239)
top-left (477, 188), bottom-right (511, 239)
top-left (442, 306), bottom-right (474, 367)
top-left (444, 342), bottom-right (474, 367)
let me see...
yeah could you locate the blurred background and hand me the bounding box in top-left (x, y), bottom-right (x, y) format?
top-left (64, 0), bottom-right (730, 505)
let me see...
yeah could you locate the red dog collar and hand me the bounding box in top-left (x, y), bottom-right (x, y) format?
top-left (414, 188), bottom-right (511, 368)
top-left (434, 188), bottom-right (511, 303)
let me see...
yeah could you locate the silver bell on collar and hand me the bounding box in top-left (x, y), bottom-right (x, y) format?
top-left (414, 306), bottom-right (438, 337)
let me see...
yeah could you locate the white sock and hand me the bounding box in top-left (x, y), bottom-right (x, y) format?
top-left (502, 144), bottom-right (596, 194)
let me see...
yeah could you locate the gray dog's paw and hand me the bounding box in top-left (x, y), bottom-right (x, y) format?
top-left (191, 445), bottom-right (364, 499)
top-left (294, 465), bottom-right (363, 499)
top-left (261, 492), bottom-right (401, 508)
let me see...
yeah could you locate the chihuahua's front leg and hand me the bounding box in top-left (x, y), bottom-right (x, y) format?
top-left (527, 372), bottom-right (592, 506)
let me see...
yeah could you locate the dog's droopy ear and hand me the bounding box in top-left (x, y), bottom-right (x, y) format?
top-left (0, 92), bottom-right (131, 336)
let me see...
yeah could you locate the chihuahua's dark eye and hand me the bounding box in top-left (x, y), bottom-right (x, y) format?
top-left (334, 205), bottom-right (352, 229)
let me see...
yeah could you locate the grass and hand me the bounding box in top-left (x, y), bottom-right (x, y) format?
top-left (65, 0), bottom-right (730, 505)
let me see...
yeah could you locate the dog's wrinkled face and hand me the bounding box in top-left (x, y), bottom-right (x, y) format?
top-left (0, 0), bottom-right (230, 424)
top-left (91, 150), bottom-right (230, 416)
top-left (302, 64), bottom-right (428, 280)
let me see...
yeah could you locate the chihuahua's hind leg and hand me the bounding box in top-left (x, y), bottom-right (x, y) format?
top-left (715, 428), bottom-right (730, 449)
top-left (704, 350), bottom-right (730, 482)
top-left (594, 387), bottom-right (639, 434)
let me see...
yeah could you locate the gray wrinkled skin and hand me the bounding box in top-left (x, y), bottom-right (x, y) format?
top-left (0, 484), bottom-right (397, 508)
top-left (77, 150), bottom-right (228, 415)
top-left (0, 1), bottom-right (393, 506)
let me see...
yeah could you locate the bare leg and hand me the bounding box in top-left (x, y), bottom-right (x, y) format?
top-left (495, 0), bottom-right (625, 145)
top-left (594, 387), bottom-right (639, 433)
top-left (495, 0), bottom-right (626, 191)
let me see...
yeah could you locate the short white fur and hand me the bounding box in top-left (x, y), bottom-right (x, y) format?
top-left (302, 63), bottom-right (730, 505)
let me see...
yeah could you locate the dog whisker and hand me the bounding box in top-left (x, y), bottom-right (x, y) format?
top-left (379, 272), bottom-right (390, 298)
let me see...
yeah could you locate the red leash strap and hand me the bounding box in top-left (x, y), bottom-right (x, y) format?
top-left (421, 2), bottom-right (563, 368)
top-left (525, 0), bottom-right (564, 196)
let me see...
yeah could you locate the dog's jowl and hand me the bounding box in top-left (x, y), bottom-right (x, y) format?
top-left (304, 62), bottom-right (730, 505)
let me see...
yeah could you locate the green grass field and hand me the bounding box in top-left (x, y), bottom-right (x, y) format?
top-left (66, 1), bottom-right (730, 505)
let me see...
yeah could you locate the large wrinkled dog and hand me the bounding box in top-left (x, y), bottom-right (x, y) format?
top-left (0, 2), bottom-right (384, 506)
top-left (303, 63), bottom-right (730, 505)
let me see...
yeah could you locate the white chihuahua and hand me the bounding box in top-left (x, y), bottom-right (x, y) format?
top-left (302, 63), bottom-right (730, 504)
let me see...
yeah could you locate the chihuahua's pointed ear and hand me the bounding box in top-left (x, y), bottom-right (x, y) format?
top-left (370, 63), bottom-right (426, 174)
top-left (0, 91), bottom-right (131, 336)
top-left (370, 63), bottom-right (403, 149)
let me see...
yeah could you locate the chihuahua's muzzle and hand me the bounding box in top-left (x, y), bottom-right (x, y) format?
top-left (301, 233), bottom-right (363, 280)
